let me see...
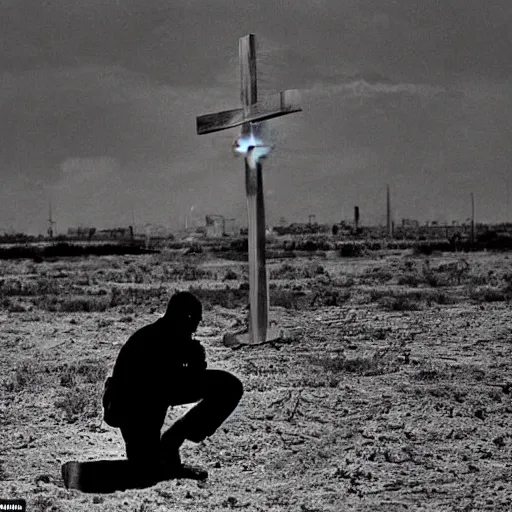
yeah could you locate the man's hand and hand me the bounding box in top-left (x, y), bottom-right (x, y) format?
top-left (185, 340), bottom-right (207, 371)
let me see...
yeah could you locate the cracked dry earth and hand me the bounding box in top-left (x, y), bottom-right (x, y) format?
top-left (1, 250), bottom-right (512, 511)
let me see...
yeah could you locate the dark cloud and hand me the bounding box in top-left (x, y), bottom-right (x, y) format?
top-left (0, 0), bottom-right (510, 232)
top-left (1, 1), bottom-right (510, 83)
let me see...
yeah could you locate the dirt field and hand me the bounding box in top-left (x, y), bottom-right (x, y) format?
top-left (1, 248), bottom-right (512, 511)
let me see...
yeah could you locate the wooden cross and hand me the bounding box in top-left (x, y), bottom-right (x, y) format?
top-left (196, 34), bottom-right (301, 345)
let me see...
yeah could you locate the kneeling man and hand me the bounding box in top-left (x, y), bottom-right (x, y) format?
top-left (102, 291), bottom-right (243, 478)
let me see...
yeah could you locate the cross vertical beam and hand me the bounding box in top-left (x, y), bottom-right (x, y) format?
top-left (240, 34), bottom-right (268, 344)
top-left (196, 34), bottom-right (301, 346)
top-left (470, 192), bottom-right (475, 244)
top-left (240, 34), bottom-right (257, 111)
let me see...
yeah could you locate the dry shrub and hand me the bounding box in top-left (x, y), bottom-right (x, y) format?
top-left (5, 358), bottom-right (109, 396)
top-left (310, 287), bottom-right (351, 307)
top-left (361, 268), bottom-right (394, 284)
top-left (55, 384), bottom-right (103, 422)
top-left (0, 277), bottom-right (60, 297)
top-left (331, 276), bottom-right (355, 288)
top-left (109, 285), bottom-right (167, 307)
top-left (469, 286), bottom-right (507, 303)
top-left (270, 288), bottom-right (305, 309)
top-left (422, 265), bottom-right (448, 287)
top-left (100, 269), bottom-right (133, 283)
top-left (268, 286), bottom-right (350, 310)
top-left (223, 269), bottom-right (239, 281)
top-left (31, 496), bottom-right (56, 512)
top-left (39, 295), bottom-right (110, 312)
top-left (4, 360), bottom-right (43, 392)
top-left (60, 296), bottom-right (110, 312)
top-left (165, 263), bottom-right (213, 281)
top-left (311, 350), bottom-right (400, 376)
top-left (422, 259), bottom-right (471, 287)
top-left (413, 241), bottom-right (452, 255)
top-left (370, 288), bottom-right (456, 310)
top-left (270, 263), bottom-right (296, 280)
top-left (1, 298), bottom-right (28, 312)
top-left (379, 294), bottom-right (422, 311)
top-left (59, 358), bottom-right (109, 388)
top-left (339, 243), bottom-right (367, 257)
top-left (424, 290), bottom-right (457, 305)
top-left (502, 273), bottom-right (512, 298)
top-left (467, 273), bottom-right (493, 287)
top-left (270, 262), bottom-right (327, 280)
top-left (188, 286), bottom-right (247, 309)
top-left (412, 365), bottom-right (441, 381)
top-left (305, 262), bottom-right (327, 277)
top-left (124, 265), bottom-right (146, 284)
top-left (397, 272), bottom-right (423, 287)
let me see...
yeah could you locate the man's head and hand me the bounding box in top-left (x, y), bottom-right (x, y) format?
top-left (163, 291), bottom-right (202, 334)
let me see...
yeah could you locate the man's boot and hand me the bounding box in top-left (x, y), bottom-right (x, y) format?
top-left (160, 419), bottom-right (208, 481)
top-left (160, 419), bottom-right (186, 474)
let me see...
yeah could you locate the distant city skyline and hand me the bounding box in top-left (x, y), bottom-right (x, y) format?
top-left (1, 202), bottom-right (508, 238)
top-left (0, 1), bottom-right (510, 234)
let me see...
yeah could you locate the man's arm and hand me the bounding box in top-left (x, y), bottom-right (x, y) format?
top-left (186, 340), bottom-right (207, 371)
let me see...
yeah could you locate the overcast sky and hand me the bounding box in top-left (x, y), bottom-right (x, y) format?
top-left (0, 0), bottom-right (511, 233)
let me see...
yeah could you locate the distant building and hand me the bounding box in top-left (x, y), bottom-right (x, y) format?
top-left (223, 218), bottom-right (239, 237)
top-left (401, 218), bottom-right (420, 229)
top-left (146, 224), bottom-right (172, 238)
top-left (128, 224), bottom-right (173, 239)
top-left (205, 215), bottom-right (225, 237)
top-left (67, 227), bottom-right (96, 239)
top-left (205, 215), bottom-right (239, 237)
top-left (97, 227), bottom-right (132, 240)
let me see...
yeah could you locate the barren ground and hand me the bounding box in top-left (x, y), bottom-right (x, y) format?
top-left (1, 249), bottom-right (512, 511)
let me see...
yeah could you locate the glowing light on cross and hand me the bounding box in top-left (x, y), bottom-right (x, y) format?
top-left (196, 34), bottom-right (301, 345)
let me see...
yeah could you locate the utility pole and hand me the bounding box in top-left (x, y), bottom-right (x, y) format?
top-left (354, 206), bottom-right (360, 232)
top-left (506, 178), bottom-right (510, 224)
top-left (386, 185), bottom-right (393, 238)
top-left (470, 192), bottom-right (475, 244)
top-left (47, 201), bottom-right (56, 238)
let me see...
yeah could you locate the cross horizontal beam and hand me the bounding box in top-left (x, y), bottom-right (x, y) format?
top-left (196, 90), bottom-right (301, 135)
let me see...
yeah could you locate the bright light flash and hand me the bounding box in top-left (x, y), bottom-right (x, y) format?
top-left (246, 145), bottom-right (273, 170)
top-left (233, 132), bottom-right (264, 154)
top-left (233, 132), bottom-right (274, 170)
top-left (232, 122), bottom-right (275, 170)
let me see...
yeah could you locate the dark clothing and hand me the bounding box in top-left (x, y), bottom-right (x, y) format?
top-left (102, 317), bottom-right (243, 464)
top-left (120, 369), bottom-right (243, 464)
top-left (103, 318), bottom-right (207, 427)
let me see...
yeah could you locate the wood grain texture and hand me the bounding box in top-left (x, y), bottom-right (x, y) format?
top-left (245, 159), bottom-right (268, 343)
top-left (195, 33), bottom-right (302, 345)
top-left (240, 34), bottom-right (268, 344)
top-left (196, 90), bottom-right (301, 135)
top-left (240, 34), bottom-right (257, 109)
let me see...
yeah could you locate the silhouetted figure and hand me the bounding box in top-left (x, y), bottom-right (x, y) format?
top-left (102, 291), bottom-right (243, 477)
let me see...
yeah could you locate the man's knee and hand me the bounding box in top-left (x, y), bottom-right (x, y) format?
top-left (229, 373), bottom-right (244, 401)
top-left (210, 370), bottom-right (243, 402)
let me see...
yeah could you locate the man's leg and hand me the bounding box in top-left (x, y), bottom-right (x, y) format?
top-left (119, 408), bottom-right (175, 478)
top-left (160, 369), bottom-right (243, 457)
top-left (120, 423), bottom-right (162, 464)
